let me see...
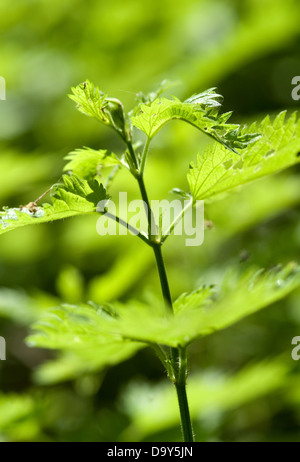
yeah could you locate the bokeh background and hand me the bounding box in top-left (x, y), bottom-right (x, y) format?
top-left (1, 0), bottom-right (300, 442)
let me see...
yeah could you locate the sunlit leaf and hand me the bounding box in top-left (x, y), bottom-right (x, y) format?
top-left (173, 285), bottom-right (214, 315)
top-left (0, 175), bottom-right (108, 236)
top-left (131, 89), bottom-right (260, 153)
top-left (28, 264), bottom-right (300, 351)
top-left (188, 112), bottom-right (300, 201)
top-left (69, 80), bottom-right (127, 138)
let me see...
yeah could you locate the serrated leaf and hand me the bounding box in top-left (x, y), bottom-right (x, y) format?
top-left (131, 89), bottom-right (260, 153)
top-left (177, 263), bottom-right (300, 345)
top-left (27, 264), bottom-right (300, 351)
top-left (188, 112), bottom-right (300, 201)
top-left (0, 175), bottom-right (108, 236)
top-left (69, 80), bottom-right (126, 137)
top-left (113, 263), bottom-right (300, 347)
top-left (173, 285), bottom-right (214, 315)
top-left (184, 88), bottom-right (223, 107)
top-left (69, 80), bottom-right (109, 124)
top-left (64, 147), bottom-right (122, 180)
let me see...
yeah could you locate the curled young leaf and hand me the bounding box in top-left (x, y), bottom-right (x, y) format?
top-left (69, 80), bottom-right (127, 138)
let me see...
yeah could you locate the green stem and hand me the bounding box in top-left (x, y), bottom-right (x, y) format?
top-left (138, 189), bottom-right (194, 441)
top-left (175, 347), bottom-right (194, 442)
top-left (175, 381), bottom-right (194, 442)
top-left (125, 139), bottom-right (155, 238)
top-left (152, 244), bottom-right (194, 442)
top-left (136, 174), bottom-right (157, 240)
top-left (152, 244), bottom-right (173, 308)
top-left (126, 138), bottom-right (194, 442)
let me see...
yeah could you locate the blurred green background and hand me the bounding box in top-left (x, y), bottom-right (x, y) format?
top-left (1, 0), bottom-right (300, 442)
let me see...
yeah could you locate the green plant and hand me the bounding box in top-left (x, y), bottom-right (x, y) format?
top-left (1, 80), bottom-right (300, 442)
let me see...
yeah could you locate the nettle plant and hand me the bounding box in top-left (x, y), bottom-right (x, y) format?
top-left (2, 81), bottom-right (300, 442)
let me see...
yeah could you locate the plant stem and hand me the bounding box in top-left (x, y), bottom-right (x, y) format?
top-left (175, 382), bottom-right (194, 442)
top-left (136, 174), bottom-right (157, 240)
top-left (152, 243), bottom-right (194, 442)
top-left (139, 184), bottom-right (194, 441)
top-left (175, 347), bottom-right (194, 442)
top-left (152, 244), bottom-right (173, 308)
top-left (126, 138), bottom-right (194, 442)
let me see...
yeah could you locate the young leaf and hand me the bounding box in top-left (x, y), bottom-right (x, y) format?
top-left (188, 112), bottom-right (300, 201)
top-left (69, 80), bottom-right (127, 138)
top-left (69, 80), bottom-right (108, 123)
top-left (64, 147), bottom-right (123, 180)
top-left (0, 175), bottom-right (108, 236)
top-left (131, 89), bottom-right (260, 153)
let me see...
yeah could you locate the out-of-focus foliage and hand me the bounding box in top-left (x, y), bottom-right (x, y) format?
top-left (120, 358), bottom-right (291, 441)
top-left (1, 0), bottom-right (300, 443)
